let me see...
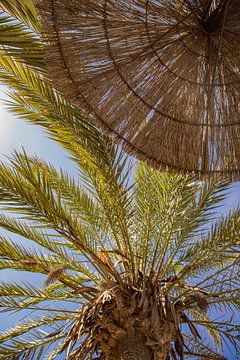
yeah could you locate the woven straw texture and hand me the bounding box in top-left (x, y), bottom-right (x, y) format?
top-left (37, 0), bottom-right (240, 179)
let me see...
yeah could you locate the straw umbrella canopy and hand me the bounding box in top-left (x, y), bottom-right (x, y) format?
top-left (37, 0), bottom-right (240, 179)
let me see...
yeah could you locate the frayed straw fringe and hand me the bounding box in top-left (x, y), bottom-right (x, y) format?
top-left (36, 0), bottom-right (240, 180)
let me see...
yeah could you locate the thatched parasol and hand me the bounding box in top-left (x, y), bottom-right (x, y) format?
top-left (37, 0), bottom-right (240, 179)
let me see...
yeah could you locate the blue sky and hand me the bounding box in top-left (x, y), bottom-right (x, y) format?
top-left (0, 87), bottom-right (74, 170)
top-left (0, 87), bottom-right (239, 359)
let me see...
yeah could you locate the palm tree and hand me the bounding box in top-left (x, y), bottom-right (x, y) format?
top-left (0, 1), bottom-right (239, 359)
top-left (0, 153), bottom-right (239, 360)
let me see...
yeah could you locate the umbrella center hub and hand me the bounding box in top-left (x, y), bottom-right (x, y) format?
top-left (202, 1), bottom-right (227, 35)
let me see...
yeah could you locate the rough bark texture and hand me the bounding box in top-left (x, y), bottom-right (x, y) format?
top-left (111, 334), bottom-right (153, 360)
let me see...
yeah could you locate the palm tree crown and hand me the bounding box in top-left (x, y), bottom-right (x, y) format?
top-left (0, 151), bottom-right (239, 359)
top-left (0, 1), bottom-right (239, 359)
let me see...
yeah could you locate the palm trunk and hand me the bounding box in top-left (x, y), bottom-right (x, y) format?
top-left (110, 333), bottom-right (153, 360)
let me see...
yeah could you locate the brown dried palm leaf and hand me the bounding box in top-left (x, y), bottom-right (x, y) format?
top-left (40, 271), bottom-right (225, 359)
top-left (15, 260), bottom-right (39, 268)
top-left (60, 272), bottom-right (213, 360)
top-left (44, 264), bottom-right (67, 287)
top-left (36, 0), bottom-right (240, 179)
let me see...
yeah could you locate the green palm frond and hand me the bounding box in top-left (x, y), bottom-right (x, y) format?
top-left (0, 15), bottom-right (44, 69)
top-left (0, 0), bottom-right (43, 71)
top-left (0, 281), bottom-right (85, 315)
top-left (183, 335), bottom-right (227, 359)
top-left (0, 57), bottom-right (133, 257)
top-left (0, 313), bottom-right (71, 343)
top-left (177, 209), bottom-right (240, 281)
top-left (0, 330), bottom-right (65, 360)
top-left (0, 0), bottom-right (37, 30)
top-left (0, 236), bottom-right (89, 290)
top-left (0, 20), bottom-right (135, 272)
top-left (0, 150), bottom-right (132, 283)
top-left (0, 281), bottom-right (75, 303)
top-left (134, 164), bottom-right (229, 277)
top-left (189, 310), bottom-right (223, 350)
